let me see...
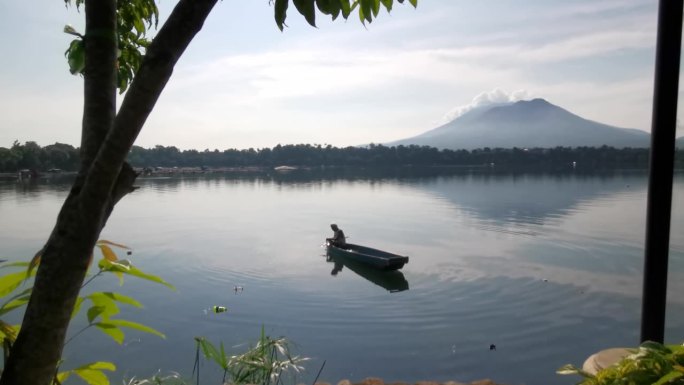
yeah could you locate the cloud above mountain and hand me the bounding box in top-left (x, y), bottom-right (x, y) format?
top-left (439, 89), bottom-right (533, 124)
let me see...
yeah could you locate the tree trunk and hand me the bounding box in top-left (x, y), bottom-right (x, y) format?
top-left (0, 1), bottom-right (217, 384)
top-left (0, 0), bottom-right (118, 383)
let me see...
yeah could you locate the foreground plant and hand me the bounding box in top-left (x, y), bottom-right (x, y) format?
top-left (123, 371), bottom-right (187, 385)
top-left (194, 327), bottom-right (308, 385)
top-left (558, 341), bottom-right (684, 385)
top-left (0, 241), bottom-right (173, 384)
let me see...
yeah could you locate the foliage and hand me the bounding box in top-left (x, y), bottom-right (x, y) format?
top-left (0, 242), bottom-right (173, 385)
top-left (194, 326), bottom-right (308, 385)
top-left (64, 0), bottom-right (158, 93)
top-left (0, 141), bottom-right (79, 172)
top-left (62, 0), bottom-right (417, 92)
top-left (123, 371), bottom-right (187, 385)
top-left (558, 341), bottom-right (684, 385)
top-left (272, 0), bottom-right (417, 31)
top-left (55, 361), bottom-right (117, 385)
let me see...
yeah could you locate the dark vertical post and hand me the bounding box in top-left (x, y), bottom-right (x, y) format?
top-left (641, 0), bottom-right (683, 343)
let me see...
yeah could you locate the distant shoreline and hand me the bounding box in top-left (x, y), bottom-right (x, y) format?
top-left (3, 165), bottom-right (678, 183)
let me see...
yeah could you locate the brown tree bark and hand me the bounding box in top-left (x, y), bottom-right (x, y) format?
top-left (0, 0), bottom-right (217, 384)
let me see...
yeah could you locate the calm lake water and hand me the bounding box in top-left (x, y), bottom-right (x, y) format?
top-left (1, 169), bottom-right (683, 385)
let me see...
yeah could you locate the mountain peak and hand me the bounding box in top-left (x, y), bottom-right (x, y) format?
top-left (510, 98), bottom-right (555, 109)
top-left (526, 98), bottom-right (551, 105)
top-left (387, 98), bottom-right (650, 150)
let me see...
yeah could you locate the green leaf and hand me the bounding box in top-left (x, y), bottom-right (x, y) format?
top-left (27, 248), bottom-right (42, 279)
top-left (0, 287), bottom-right (31, 317)
top-left (87, 305), bottom-right (106, 323)
top-left (101, 292), bottom-right (143, 308)
top-left (107, 319), bottom-right (165, 339)
top-left (199, 338), bottom-right (221, 364)
top-left (98, 259), bottom-right (129, 273)
top-left (76, 361), bottom-right (116, 371)
top-left (0, 270), bottom-right (31, 298)
top-left (274, 0), bottom-right (289, 31)
top-left (359, 0), bottom-right (372, 23)
top-left (87, 292), bottom-right (120, 319)
top-left (98, 259), bottom-right (175, 290)
top-left (74, 368), bottom-right (110, 385)
top-left (114, 271), bottom-right (124, 286)
top-left (408, 0), bottom-right (417, 7)
top-left (293, 0), bottom-right (316, 27)
top-left (371, 0), bottom-right (380, 17)
top-left (315, 0), bottom-right (332, 14)
top-left (328, 0), bottom-right (341, 20)
top-left (94, 322), bottom-right (125, 344)
top-left (118, 70), bottom-right (129, 94)
top-left (654, 370), bottom-right (683, 385)
top-left (56, 371), bottom-right (72, 384)
top-left (340, 0), bottom-right (352, 18)
top-left (220, 341), bottom-right (227, 365)
top-left (133, 17), bottom-right (145, 35)
top-left (65, 39), bottom-right (85, 75)
top-left (0, 320), bottom-right (18, 343)
top-left (379, 0), bottom-right (392, 12)
top-left (124, 264), bottom-right (174, 289)
top-left (72, 296), bottom-right (85, 319)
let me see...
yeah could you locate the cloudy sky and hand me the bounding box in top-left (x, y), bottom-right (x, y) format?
top-left (0, 0), bottom-right (673, 150)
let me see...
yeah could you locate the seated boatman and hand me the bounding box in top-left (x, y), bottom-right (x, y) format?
top-left (327, 224), bottom-right (346, 246)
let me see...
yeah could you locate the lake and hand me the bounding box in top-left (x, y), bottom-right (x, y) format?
top-left (1, 169), bottom-right (683, 385)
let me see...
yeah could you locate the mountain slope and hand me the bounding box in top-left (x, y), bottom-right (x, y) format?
top-left (389, 99), bottom-right (651, 150)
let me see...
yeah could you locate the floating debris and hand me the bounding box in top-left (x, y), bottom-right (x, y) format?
top-left (213, 305), bottom-right (228, 313)
top-left (234, 286), bottom-right (244, 294)
top-left (489, 344), bottom-right (497, 351)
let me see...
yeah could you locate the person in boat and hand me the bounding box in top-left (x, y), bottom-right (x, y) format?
top-left (326, 224), bottom-right (346, 246)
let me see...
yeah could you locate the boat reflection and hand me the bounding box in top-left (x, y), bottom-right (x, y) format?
top-left (325, 253), bottom-right (409, 293)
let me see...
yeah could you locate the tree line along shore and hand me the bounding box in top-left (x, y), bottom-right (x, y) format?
top-left (2, 141), bottom-right (682, 174)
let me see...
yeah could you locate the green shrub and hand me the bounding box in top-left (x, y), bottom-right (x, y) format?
top-left (558, 341), bottom-right (684, 385)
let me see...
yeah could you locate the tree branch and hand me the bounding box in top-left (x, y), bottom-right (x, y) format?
top-left (80, 0), bottom-right (219, 217)
top-left (80, 0), bottom-right (118, 168)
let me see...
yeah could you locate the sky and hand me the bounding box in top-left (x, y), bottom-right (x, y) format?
top-left (0, 0), bottom-right (677, 150)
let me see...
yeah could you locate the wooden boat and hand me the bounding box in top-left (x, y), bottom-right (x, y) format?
top-left (325, 241), bottom-right (409, 271)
